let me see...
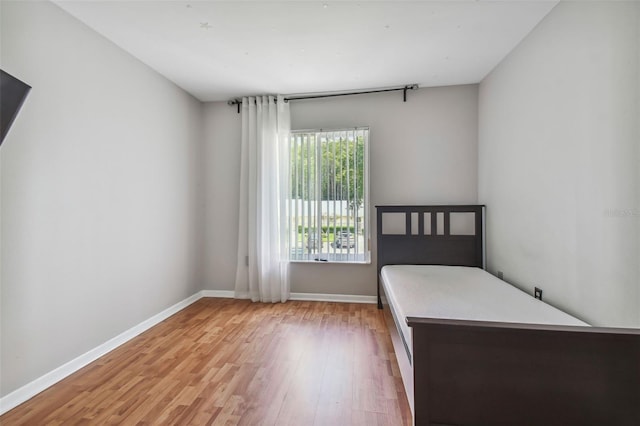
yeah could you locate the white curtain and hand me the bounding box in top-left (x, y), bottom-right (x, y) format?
top-left (234, 95), bottom-right (290, 303)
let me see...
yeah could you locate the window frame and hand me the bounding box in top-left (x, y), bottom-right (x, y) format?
top-left (288, 127), bottom-right (371, 264)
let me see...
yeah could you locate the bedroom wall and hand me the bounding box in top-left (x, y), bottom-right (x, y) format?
top-left (202, 102), bottom-right (241, 293)
top-left (478, 1), bottom-right (640, 327)
top-left (0, 0), bottom-right (203, 398)
top-left (203, 85), bottom-right (479, 296)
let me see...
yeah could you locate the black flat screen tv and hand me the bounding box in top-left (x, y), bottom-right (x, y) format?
top-left (1, 69), bottom-right (32, 146)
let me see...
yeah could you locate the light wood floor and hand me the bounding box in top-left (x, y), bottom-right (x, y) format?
top-left (1, 298), bottom-right (411, 425)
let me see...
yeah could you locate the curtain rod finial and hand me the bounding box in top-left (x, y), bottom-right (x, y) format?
top-left (227, 98), bottom-right (241, 113)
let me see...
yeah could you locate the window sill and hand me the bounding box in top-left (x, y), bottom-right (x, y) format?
top-left (289, 252), bottom-right (371, 265)
top-left (289, 259), bottom-right (371, 265)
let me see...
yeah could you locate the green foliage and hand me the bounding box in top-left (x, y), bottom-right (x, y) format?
top-left (290, 133), bottom-right (365, 210)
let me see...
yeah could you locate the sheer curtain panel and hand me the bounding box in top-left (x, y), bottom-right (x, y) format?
top-left (234, 95), bottom-right (291, 303)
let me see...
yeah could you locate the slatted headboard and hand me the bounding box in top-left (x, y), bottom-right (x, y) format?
top-left (376, 205), bottom-right (485, 308)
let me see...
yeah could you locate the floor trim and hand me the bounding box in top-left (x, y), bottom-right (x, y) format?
top-left (290, 292), bottom-right (377, 304)
top-left (0, 292), bottom-right (202, 415)
top-left (201, 290), bottom-right (377, 304)
top-left (201, 290), bottom-right (235, 298)
top-left (0, 290), bottom-right (375, 415)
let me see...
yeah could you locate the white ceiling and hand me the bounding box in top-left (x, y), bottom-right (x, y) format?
top-left (54, 1), bottom-right (558, 102)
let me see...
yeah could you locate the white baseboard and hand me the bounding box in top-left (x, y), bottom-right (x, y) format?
top-left (0, 289), bottom-right (375, 415)
top-left (0, 292), bottom-right (202, 415)
top-left (290, 292), bottom-right (377, 304)
top-left (200, 290), bottom-right (235, 298)
top-left (200, 290), bottom-right (375, 304)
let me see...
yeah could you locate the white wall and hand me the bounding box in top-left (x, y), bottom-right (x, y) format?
top-left (203, 86), bottom-right (479, 295)
top-left (478, 1), bottom-right (639, 327)
top-left (0, 0), bottom-right (203, 397)
top-left (202, 102), bottom-right (242, 292)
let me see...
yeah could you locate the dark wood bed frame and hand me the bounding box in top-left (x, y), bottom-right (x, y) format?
top-left (376, 205), bottom-right (640, 426)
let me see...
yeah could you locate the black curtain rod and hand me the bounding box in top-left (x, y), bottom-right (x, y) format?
top-left (227, 84), bottom-right (419, 113)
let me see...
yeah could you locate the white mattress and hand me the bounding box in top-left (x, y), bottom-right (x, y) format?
top-left (381, 265), bottom-right (589, 360)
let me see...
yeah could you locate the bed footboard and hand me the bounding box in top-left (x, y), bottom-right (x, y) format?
top-left (408, 317), bottom-right (640, 426)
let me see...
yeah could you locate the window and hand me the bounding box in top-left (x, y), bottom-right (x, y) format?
top-left (288, 128), bottom-right (370, 263)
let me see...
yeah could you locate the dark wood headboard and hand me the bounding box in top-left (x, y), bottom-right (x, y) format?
top-left (376, 205), bottom-right (485, 308)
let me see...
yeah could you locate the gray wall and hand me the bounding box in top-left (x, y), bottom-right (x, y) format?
top-left (203, 86), bottom-right (479, 295)
top-left (0, 1), bottom-right (203, 397)
top-left (478, 1), bottom-right (640, 327)
top-left (202, 102), bottom-right (242, 293)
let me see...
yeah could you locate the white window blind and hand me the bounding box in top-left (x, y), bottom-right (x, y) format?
top-left (289, 128), bottom-right (370, 263)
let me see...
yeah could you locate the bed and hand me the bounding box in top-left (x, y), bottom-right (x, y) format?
top-left (376, 205), bottom-right (640, 426)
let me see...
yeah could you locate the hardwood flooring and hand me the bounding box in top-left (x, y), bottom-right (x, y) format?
top-left (1, 298), bottom-right (411, 425)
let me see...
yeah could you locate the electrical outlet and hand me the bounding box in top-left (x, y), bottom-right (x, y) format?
top-left (534, 287), bottom-right (543, 300)
top-left (496, 271), bottom-right (504, 280)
